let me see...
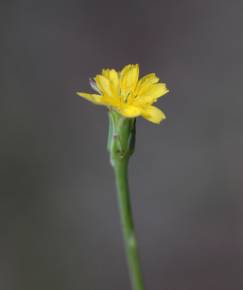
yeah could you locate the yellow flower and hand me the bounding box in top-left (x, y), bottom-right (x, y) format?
top-left (77, 64), bottom-right (169, 124)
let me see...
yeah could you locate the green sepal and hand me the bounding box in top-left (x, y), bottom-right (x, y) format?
top-left (107, 110), bottom-right (136, 166)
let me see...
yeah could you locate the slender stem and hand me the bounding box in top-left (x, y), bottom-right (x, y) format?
top-left (108, 112), bottom-right (145, 290)
top-left (112, 157), bottom-right (145, 290)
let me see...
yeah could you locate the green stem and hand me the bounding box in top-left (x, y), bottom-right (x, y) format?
top-left (108, 111), bottom-right (145, 290)
top-left (112, 157), bottom-right (145, 290)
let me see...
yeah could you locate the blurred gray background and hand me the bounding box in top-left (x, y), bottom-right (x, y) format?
top-left (1, 0), bottom-right (243, 289)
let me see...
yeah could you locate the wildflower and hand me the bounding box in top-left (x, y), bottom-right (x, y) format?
top-left (77, 64), bottom-right (169, 124)
top-left (76, 64), bottom-right (171, 290)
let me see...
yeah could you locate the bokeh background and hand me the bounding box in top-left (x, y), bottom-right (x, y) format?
top-left (1, 0), bottom-right (243, 289)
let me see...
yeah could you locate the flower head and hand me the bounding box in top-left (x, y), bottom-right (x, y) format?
top-left (77, 64), bottom-right (169, 124)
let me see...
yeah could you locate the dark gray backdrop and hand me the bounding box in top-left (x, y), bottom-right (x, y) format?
top-left (1, 0), bottom-right (243, 289)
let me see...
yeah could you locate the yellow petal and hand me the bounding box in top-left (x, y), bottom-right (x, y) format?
top-left (100, 69), bottom-right (119, 96)
top-left (118, 104), bottom-right (142, 118)
top-left (101, 69), bottom-right (110, 79)
top-left (120, 64), bottom-right (132, 79)
top-left (142, 105), bottom-right (166, 124)
top-left (120, 64), bottom-right (139, 97)
top-left (95, 75), bottom-right (113, 97)
top-left (108, 69), bottom-right (119, 95)
top-left (77, 92), bottom-right (103, 105)
top-left (137, 83), bottom-right (169, 105)
top-left (77, 92), bottom-right (120, 109)
top-left (135, 73), bottom-right (159, 95)
top-left (104, 96), bottom-right (120, 107)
